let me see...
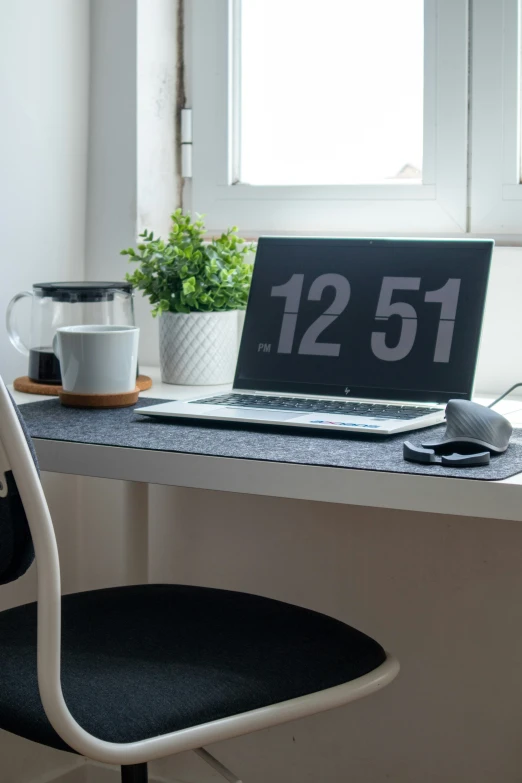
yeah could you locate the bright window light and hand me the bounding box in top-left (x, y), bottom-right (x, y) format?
top-left (239, 0), bottom-right (424, 186)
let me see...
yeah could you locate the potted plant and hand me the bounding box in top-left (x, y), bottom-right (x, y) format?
top-left (121, 210), bottom-right (254, 385)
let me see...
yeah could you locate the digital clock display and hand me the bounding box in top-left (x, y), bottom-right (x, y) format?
top-left (235, 238), bottom-right (493, 403)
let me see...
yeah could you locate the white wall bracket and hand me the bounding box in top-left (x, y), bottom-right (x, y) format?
top-left (181, 108), bottom-right (193, 178)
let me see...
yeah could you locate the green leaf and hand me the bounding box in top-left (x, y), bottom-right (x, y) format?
top-left (182, 276), bottom-right (197, 295)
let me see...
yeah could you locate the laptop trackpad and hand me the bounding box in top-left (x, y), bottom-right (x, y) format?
top-left (178, 403), bottom-right (292, 422)
top-left (218, 407), bottom-right (291, 422)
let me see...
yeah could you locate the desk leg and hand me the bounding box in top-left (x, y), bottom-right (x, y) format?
top-left (123, 481), bottom-right (149, 585)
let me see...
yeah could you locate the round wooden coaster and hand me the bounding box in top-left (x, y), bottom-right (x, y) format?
top-left (136, 374), bottom-right (153, 391)
top-left (13, 377), bottom-right (61, 396)
top-left (14, 374), bottom-right (152, 396)
top-left (58, 387), bottom-right (140, 409)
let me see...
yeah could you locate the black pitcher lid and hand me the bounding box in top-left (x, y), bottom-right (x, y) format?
top-left (33, 282), bottom-right (133, 302)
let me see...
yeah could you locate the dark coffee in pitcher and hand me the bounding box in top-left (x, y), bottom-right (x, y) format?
top-left (28, 347), bottom-right (62, 384)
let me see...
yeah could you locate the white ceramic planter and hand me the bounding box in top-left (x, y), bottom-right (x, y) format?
top-left (159, 310), bottom-right (240, 385)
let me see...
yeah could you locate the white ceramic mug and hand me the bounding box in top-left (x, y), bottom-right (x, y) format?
top-left (53, 325), bottom-right (140, 394)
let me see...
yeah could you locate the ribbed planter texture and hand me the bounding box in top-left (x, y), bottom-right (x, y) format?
top-left (159, 310), bottom-right (240, 385)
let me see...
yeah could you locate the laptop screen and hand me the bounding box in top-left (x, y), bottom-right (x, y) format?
top-left (234, 238), bottom-right (493, 404)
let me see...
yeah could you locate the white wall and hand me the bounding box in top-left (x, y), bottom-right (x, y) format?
top-left (137, 0), bottom-right (179, 238)
top-left (85, 0), bottom-right (179, 369)
top-left (474, 246), bottom-right (522, 393)
top-left (0, 2), bottom-right (89, 778)
top-left (84, 0), bottom-right (137, 285)
top-left (0, 0), bottom-right (89, 382)
top-left (0, 0), bottom-right (179, 377)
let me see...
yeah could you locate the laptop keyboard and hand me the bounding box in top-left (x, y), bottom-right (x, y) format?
top-left (192, 394), bottom-right (441, 420)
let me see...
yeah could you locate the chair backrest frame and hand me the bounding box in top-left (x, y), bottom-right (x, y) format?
top-left (0, 377), bottom-right (399, 765)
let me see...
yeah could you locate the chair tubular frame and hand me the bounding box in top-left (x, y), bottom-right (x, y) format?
top-left (0, 377), bottom-right (400, 765)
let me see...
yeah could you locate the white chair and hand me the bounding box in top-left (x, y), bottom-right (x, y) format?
top-left (0, 376), bottom-right (399, 782)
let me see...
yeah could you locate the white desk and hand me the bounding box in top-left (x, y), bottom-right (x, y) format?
top-left (12, 368), bottom-right (522, 523)
top-left (15, 370), bottom-right (522, 782)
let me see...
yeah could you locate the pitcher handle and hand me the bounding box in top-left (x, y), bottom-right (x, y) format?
top-left (6, 290), bottom-right (33, 356)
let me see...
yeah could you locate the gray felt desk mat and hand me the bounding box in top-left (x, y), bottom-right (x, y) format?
top-left (18, 397), bottom-right (522, 481)
top-left (20, 398), bottom-right (522, 480)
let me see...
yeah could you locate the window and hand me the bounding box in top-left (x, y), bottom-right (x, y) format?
top-left (239, 1), bottom-right (424, 187)
top-left (469, 0), bottom-right (522, 235)
top-left (187, 0), bottom-right (517, 236)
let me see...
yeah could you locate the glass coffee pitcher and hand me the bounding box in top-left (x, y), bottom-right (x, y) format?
top-left (7, 282), bottom-right (136, 384)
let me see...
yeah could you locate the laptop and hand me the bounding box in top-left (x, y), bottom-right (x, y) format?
top-left (136, 237), bottom-right (493, 435)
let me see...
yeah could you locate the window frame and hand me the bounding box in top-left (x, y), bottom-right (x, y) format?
top-left (186, 0), bottom-right (469, 235)
top-left (469, 0), bottom-right (522, 234)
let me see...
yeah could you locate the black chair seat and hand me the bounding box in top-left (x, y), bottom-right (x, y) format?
top-left (0, 584), bottom-right (386, 752)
